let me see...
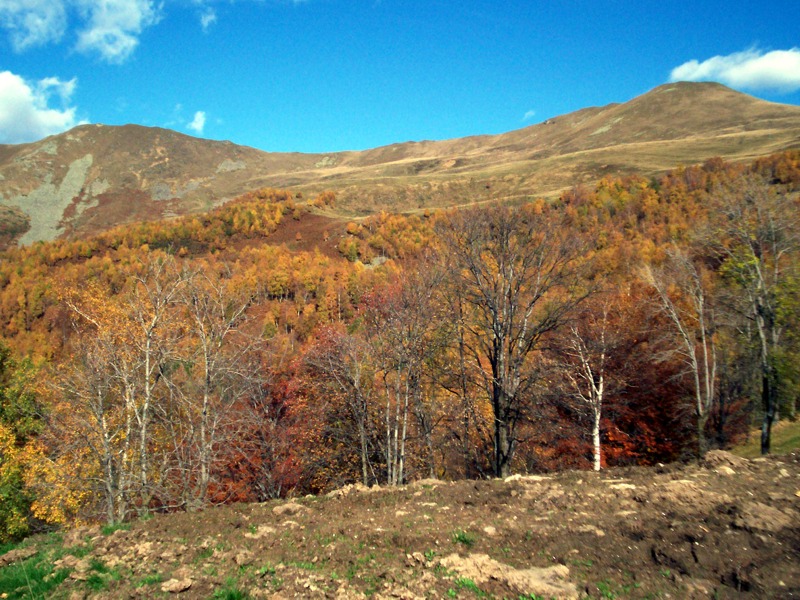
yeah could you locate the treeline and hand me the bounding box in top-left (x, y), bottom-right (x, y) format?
top-left (0, 152), bottom-right (798, 539)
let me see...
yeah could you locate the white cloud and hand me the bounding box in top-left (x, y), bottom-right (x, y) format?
top-left (0, 0), bottom-right (68, 50)
top-left (522, 109), bottom-right (536, 122)
top-left (670, 48), bottom-right (800, 93)
top-left (0, 0), bottom-right (162, 63)
top-left (188, 110), bottom-right (206, 135)
top-left (199, 7), bottom-right (217, 32)
top-left (0, 71), bottom-right (83, 144)
top-left (74, 0), bottom-right (162, 64)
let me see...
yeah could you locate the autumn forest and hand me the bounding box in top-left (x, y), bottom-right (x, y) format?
top-left (0, 152), bottom-right (799, 542)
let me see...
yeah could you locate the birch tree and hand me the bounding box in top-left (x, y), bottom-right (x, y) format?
top-left (363, 266), bottom-right (445, 484)
top-left (558, 299), bottom-right (624, 470)
top-left (642, 247), bottom-right (717, 457)
top-left (61, 254), bottom-right (190, 515)
top-left (177, 268), bottom-right (257, 508)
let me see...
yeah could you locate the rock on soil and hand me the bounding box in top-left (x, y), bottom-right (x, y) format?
top-left (439, 552), bottom-right (579, 598)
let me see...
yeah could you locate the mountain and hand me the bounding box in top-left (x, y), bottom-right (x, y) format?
top-left (1, 82), bottom-right (799, 246)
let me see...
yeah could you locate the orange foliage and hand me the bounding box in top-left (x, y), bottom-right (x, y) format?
top-left (0, 153), bottom-right (796, 525)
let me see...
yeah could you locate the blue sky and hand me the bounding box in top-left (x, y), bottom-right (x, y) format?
top-left (1, 1), bottom-right (799, 153)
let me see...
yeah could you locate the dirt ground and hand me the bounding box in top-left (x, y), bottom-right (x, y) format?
top-left (6, 450), bottom-right (800, 599)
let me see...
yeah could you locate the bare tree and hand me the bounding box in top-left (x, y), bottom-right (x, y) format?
top-left (438, 205), bottom-right (591, 477)
top-left (642, 247), bottom-right (717, 457)
top-left (177, 267), bottom-right (258, 508)
top-left (63, 254), bottom-right (190, 514)
top-left (363, 264), bottom-right (446, 484)
top-left (123, 256), bottom-right (190, 509)
top-left (51, 335), bottom-right (131, 523)
top-left (305, 328), bottom-right (375, 486)
top-left (434, 280), bottom-right (494, 479)
top-left (556, 298), bottom-right (625, 470)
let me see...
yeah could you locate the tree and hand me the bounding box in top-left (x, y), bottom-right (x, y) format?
top-left (642, 247), bottom-right (718, 457)
top-left (709, 175), bottom-right (800, 454)
top-left (48, 334), bottom-right (131, 523)
top-left (59, 254), bottom-right (191, 517)
top-left (362, 265), bottom-right (446, 484)
top-left (556, 296), bottom-right (626, 470)
top-left (176, 267), bottom-right (259, 509)
top-left (438, 205), bottom-right (591, 477)
top-left (305, 327), bottom-right (375, 486)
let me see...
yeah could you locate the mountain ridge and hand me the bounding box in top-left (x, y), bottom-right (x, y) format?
top-left (1, 81), bottom-right (799, 246)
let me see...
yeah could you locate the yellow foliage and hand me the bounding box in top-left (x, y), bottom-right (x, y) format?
top-left (0, 424), bottom-right (29, 540)
top-left (25, 446), bottom-right (92, 526)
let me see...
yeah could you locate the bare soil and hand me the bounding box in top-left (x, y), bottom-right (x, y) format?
top-left (7, 450), bottom-right (800, 599)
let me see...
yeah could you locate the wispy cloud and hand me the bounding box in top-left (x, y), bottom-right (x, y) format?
top-left (0, 0), bottom-right (161, 64)
top-left (0, 0), bottom-right (67, 51)
top-left (0, 70), bottom-right (83, 144)
top-left (2, 0), bottom-right (311, 64)
top-left (522, 109), bottom-right (536, 122)
top-left (74, 0), bottom-right (162, 64)
top-left (199, 7), bottom-right (217, 32)
top-left (670, 48), bottom-right (800, 93)
top-left (188, 111), bottom-right (206, 135)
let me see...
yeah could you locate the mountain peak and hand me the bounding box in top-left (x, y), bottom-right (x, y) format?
top-left (0, 82), bottom-right (798, 247)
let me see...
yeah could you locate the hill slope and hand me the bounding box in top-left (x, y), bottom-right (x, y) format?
top-left (1, 451), bottom-right (798, 598)
top-left (1, 82), bottom-right (799, 246)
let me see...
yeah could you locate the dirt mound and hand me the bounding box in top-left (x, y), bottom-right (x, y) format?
top-left (2, 452), bottom-right (799, 598)
top-left (703, 449), bottom-right (752, 472)
top-left (439, 553), bottom-right (578, 598)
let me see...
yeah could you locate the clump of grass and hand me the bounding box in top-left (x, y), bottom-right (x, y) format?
top-left (451, 529), bottom-right (477, 548)
top-left (449, 577), bottom-right (487, 596)
top-left (0, 534), bottom-right (81, 599)
top-left (211, 576), bottom-right (250, 599)
top-left (134, 572), bottom-right (163, 587)
top-left (84, 557), bottom-right (121, 591)
top-left (257, 563), bottom-right (276, 577)
top-left (101, 521), bottom-right (131, 536)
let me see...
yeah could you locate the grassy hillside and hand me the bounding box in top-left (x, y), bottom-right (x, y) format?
top-left (1, 82), bottom-right (799, 246)
top-left (733, 420), bottom-right (800, 458)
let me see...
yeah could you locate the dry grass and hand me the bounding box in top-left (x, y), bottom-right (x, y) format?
top-left (2, 82), bottom-right (800, 243)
